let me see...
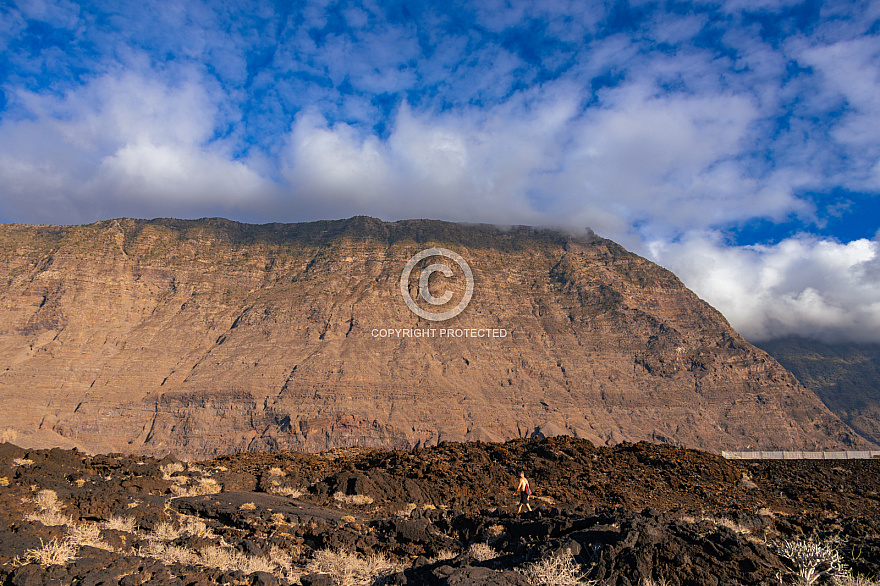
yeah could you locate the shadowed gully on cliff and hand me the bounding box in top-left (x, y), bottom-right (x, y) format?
top-left (0, 217), bottom-right (870, 458)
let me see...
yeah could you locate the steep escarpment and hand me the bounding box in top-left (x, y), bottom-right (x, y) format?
top-left (0, 217), bottom-right (868, 458)
top-left (757, 336), bottom-right (880, 446)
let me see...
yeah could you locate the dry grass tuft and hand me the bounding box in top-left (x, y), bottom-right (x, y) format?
top-left (268, 544), bottom-right (294, 577)
top-left (679, 513), bottom-right (769, 546)
top-left (522, 550), bottom-right (594, 586)
top-left (239, 502), bottom-right (257, 511)
top-left (271, 512), bottom-right (286, 524)
top-left (834, 575), bottom-right (880, 586)
top-left (428, 549), bottom-right (457, 563)
top-left (148, 521), bottom-right (182, 541)
top-left (778, 538), bottom-right (847, 586)
top-left (191, 477), bottom-right (220, 495)
top-left (305, 548), bottom-right (400, 586)
top-left (160, 462), bottom-right (185, 480)
top-left (67, 523), bottom-right (111, 550)
top-left (487, 523), bottom-right (505, 537)
top-left (137, 540), bottom-right (292, 579)
top-left (141, 541), bottom-right (198, 565)
top-left (468, 542), bottom-right (498, 562)
top-left (26, 510), bottom-right (74, 527)
top-left (713, 517), bottom-right (751, 535)
top-left (169, 476), bottom-right (221, 497)
top-left (333, 492), bottom-right (374, 506)
top-left (193, 545), bottom-right (232, 570)
top-left (180, 516), bottom-right (214, 538)
top-left (169, 484), bottom-right (189, 497)
top-left (103, 515), bottom-right (137, 533)
top-left (198, 545), bottom-right (275, 574)
top-left (17, 538), bottom-right (78, 567)
top-left (33, 489), bottom-right (61, 512)
top-left (680, 514), bottom-right (753, 535)
top-left (271, 485), bottom-right (304, 498)
top-left (395, 503), bottom-right (418, 518)
top-left (12, 457), bottom-right (34, 467)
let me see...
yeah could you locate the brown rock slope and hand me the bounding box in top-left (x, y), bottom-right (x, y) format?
top-left (0, 217), bottom-right (868, 458)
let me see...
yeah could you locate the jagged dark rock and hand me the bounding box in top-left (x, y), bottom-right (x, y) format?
top-left (0, 438), bottom-right (878, 585)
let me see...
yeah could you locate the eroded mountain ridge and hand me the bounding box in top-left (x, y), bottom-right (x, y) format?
top-left (0, 216), bottom-right (867, 458)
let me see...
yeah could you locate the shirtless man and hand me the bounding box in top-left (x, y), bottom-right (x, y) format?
top-left (516, 471), bottom-right (532, 514)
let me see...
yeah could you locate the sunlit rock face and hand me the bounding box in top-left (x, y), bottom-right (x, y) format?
top-left (0, 216), bottom-right (868, 458)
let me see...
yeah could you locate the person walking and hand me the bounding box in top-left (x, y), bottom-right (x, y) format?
top-left (516, 471), bottom-right (532, 514)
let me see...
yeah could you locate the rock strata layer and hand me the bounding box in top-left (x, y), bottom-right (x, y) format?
top-left (0, 217), bottom-right (869, 457)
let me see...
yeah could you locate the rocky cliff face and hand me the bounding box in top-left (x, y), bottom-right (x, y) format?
top-left (0, 217), bottom-right (869, 458)
top-left (756, 336), bottom-right (880, 446)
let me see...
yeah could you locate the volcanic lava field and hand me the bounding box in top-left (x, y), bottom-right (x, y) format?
top-left (0, 437), bottom-right (878, 585)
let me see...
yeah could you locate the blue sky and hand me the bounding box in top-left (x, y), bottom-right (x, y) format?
top-left (2, 0), bottom-right (880, 343)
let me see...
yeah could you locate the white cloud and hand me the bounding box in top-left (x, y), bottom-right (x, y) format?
top-left (278, 97), bottom-right (561, 223)
top-left (649, 234), bottom-right (880, 342)
top-left (277, 76), bottom-right (808, 239)
top-left (563, 84), bottom-right (764, 223)
top-left (794, 36), bottom-right (880, 189)
top-left (13, 0), bottom-right (81, 27)
top-left (0, 69), bottom-right (274, 223)
top-left (281, 109), bottom-right (393, 211)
